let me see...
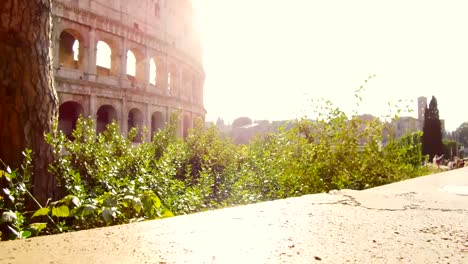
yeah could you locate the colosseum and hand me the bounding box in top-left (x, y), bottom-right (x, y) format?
top-left (52, 0), bottom-right (205, 141)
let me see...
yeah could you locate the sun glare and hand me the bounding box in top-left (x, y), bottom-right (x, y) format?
top-left (191, 0), bottom-right (468, 131)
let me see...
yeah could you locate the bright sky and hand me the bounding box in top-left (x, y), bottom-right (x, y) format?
top-left (192, 0), bottom-right (467, 131)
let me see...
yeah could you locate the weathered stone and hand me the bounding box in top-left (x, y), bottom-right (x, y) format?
top-left (1, 168), bottom-right (467, 263)
top-left (52, 0), bottom-right (205, 140)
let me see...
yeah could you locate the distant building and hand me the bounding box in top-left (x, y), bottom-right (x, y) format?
top-left (218, 118), bottom-right (296, 145)
top-left (417, 96), bottom-right (427, 122)
top-left (231, 120), bottom-right (275, 144)
top-left (391, 116), bottom-right (421, 138)
top-left (53, 0), bottom-right (205, 141)
top-left (354, 114), bottom-right (377, 122)
top-left (218, 96), bottom-right (446, 145)
top-left (391, 96), bottom-right (445, 138)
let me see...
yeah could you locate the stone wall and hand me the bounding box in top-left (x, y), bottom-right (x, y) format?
top-left (52, 0), bottom-right (205, 140)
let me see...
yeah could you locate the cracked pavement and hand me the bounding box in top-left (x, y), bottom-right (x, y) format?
top-left (1, 168), bottom-right (467, 263)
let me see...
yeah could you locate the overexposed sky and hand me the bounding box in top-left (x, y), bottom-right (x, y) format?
top-left (192, 0), bottom-right (467, 131)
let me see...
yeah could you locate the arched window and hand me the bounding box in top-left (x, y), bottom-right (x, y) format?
top-left (59, 101), bottom-right (84, 139)
top-left (59, 31), bottom-right (81, 69)
top-left (128, 108), bottom-right (143, 142)
top-left (149, 58), bottom-right (157, 85)
top-left (151, 111), bottom-right (164, 138)
top-left (96, 41), bottom-right (112, 69)
top-left (167, 72), bottom-right (171, 91)
top-left (96, 105), bottom-right (117, 133)
top-left (126, 50), bottom-right (136, 77)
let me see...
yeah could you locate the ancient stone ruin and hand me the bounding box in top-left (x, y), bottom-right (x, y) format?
top-left (52, 0), bottom-right (205, 141)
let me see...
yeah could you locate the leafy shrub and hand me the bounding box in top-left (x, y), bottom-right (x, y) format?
top-left (0, 150), bottom-right (52, 240)
top-left (0, 92), bottom-right (431, 240)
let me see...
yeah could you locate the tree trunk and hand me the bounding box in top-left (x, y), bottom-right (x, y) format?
top-left (0, 0), bottom-right (58, 205)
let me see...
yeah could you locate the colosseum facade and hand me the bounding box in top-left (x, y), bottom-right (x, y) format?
top-left (52, 0), bottom-right (205, 141)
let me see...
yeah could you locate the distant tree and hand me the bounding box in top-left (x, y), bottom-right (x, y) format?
top-left (232, 117), bottom-right (252, 128)
top-left (421, 96), bottom-right (443, 160)
top-left (455, 122), bottom-right (468, 147)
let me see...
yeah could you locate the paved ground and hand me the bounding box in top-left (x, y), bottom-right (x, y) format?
top-left (1, 168), bottom-right (467, 264)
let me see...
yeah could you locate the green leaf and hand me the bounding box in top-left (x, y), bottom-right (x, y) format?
top-left (52, 205), bottom-right (70, 218)
top-left (141, 191), bottom-right (165, 218)
top-left (32, 208), bottom-right (50, 218)
top-left (60, 195), bottom-right (81, 208)
top-left (153, 195), bottom-right (161, 208)
top-left (122, 196), bottom-right (142, 213)
top-left (82, 204), bottom-right (96, 216)
top-left (72, 204), bottom-right (96, 217)
top-left (141, 197), bottom-right (152, 214)
top-left (45, 133), bottom-right (53, 145)
top-left (133, 197), bottom-right (143, 212)
top-left (28, 223), bottom-right (47, 233)
top-left (161, 209), bottom-right (174, 218)
top-left (20, 231), bottom-right (32, 239)
top-left (1, 170), bottom-right (11, 182)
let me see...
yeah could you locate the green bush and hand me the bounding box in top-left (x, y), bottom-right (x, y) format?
top-left (0, 98), bottom-right (430, 240)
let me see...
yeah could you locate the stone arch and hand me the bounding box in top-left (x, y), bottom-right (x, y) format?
top-left (57, 93), bottom-right (89, 117)
top-left (128, 108), bottom-right (144, 142)
top-left (149, 57), bottom-right (157, 86)
top-left (59, 101), bottom-right (84, 139)
top-left (151, 111), bottom-right (164, 139)
top-left (96, 105), bottom-right (118, 133)
top-left (59, 29), bottom-right (84, 69)
top-left (96, 38), bottom-right (119, 76)
top-left (126, 48), bottom-right (145, 80)
top-left (96, 40), bottom-right (112, 74)
top-left (126, 50), bottom-right (137, 77)
top-left (150, 54), bottom-right (166, 89)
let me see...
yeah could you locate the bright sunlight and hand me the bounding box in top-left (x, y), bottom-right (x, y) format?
top-left (191, 0), bottom-right (468, 131)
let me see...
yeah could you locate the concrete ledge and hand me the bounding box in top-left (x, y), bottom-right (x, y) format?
top-left (1, 168), bottom-right (467, 263)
